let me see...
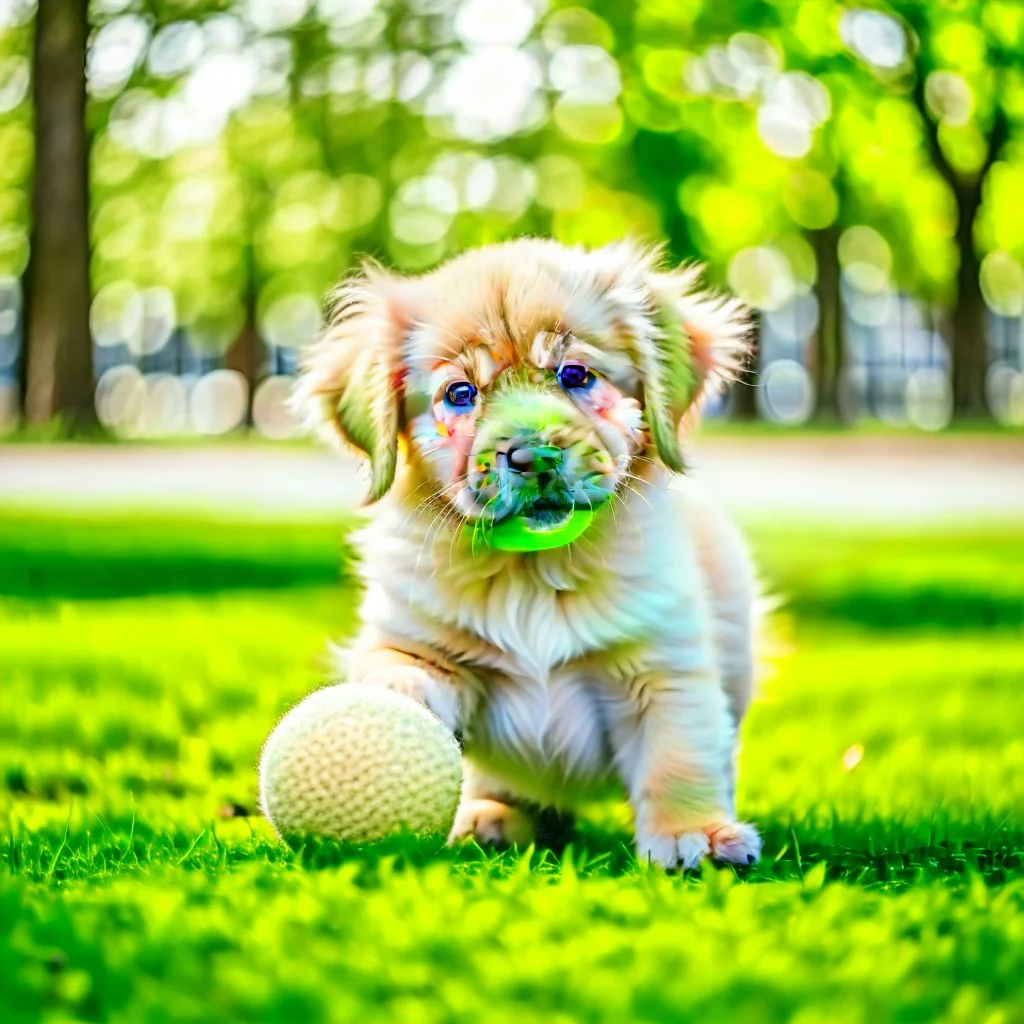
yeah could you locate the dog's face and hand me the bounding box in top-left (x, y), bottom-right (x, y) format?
top-left (403, 289), bottom-right (648, 527)
top-left (298, 240), bottom-right (747, 526)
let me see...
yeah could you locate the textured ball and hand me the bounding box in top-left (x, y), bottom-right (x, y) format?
top-left (259, 684), bottom-right (462, 844)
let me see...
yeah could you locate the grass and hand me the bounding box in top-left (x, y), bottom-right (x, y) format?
top-left (1, 507), bottom-right (1022, 1023)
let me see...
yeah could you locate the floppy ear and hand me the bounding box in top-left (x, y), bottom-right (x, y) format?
top-left (295, 264), bottom-right (414, 501)
top-left (639, 261), bottom-right (750, 472)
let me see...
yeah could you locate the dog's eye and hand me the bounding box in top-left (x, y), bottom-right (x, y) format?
top-left (444, 381), bottom-right (478, 409)
top-left (558, 362), bottom-right (594, 391)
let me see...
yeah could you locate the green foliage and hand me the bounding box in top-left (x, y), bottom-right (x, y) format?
top-left (1, 509), bottom-right (1022, 1021)
top-left (0, 13), bottom-right (31, 279)
top-left (4, 0), bottom-right (1024, 355)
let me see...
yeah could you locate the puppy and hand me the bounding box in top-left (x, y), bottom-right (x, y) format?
top-left (296, 239), bottom-right (760, 869)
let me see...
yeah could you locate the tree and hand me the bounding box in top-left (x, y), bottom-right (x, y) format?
top-left (847, 2), bottom-right (1024, 419)
top-left (23, 0), bottom-right (94, 428)
top-left (901, 5), bottom-right (1014, 418)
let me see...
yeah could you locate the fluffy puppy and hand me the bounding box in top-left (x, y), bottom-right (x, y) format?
top-left (296, 238), bottom-right (760, 869)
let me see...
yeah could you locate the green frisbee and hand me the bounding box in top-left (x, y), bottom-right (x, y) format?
top-left (478, 508), bottom-right (596, 552)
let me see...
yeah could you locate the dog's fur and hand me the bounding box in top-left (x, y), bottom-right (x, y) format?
top-left (296, 238), bottom-right (761, 868)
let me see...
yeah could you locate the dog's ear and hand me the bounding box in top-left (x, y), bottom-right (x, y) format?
top-left (638, 259), bottom-right (750, 472)
top-left (296, 264), bottom-right (415, 501)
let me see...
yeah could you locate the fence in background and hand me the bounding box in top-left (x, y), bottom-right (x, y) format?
top-left (1, 271), bottom-right (1023, 437)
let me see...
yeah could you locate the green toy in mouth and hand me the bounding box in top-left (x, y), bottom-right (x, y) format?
top-left (477, 507), bottom-right (596, 552)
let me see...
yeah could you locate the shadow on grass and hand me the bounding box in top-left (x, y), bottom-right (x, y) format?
top-left (2, 512), bottom-right (1022, 631)
top-left (0, 512), bottom-right (357, 600)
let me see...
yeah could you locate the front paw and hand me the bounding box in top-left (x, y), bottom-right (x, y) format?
top-left (447, 798), bottom-right (536, 849)
top-left (636, 822), bottom-right (761, 870)
top-left (707, 821), bottom-right (762, 865)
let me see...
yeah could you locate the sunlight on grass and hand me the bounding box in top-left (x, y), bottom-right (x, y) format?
top-left (1, 510), bottom-right (1022, 1022)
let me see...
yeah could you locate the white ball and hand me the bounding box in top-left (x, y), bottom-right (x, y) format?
top-left (259, 684), bottom-right (462, 843)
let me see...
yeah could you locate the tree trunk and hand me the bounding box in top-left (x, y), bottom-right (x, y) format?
top-left (223, 284), bottom-right (262, 426)
top-left (223, 160), bottom-right (262, 426)
top-left (951, 183), bottom-right (988, 418)
top-left (23, 0), bottom-right (94, 429)
top-left (811, 223), bottom-right (846, 422)
top-left (910, 60), bottom-right (1001, 422)
top-left (729, 310), bottom-right (760, 421)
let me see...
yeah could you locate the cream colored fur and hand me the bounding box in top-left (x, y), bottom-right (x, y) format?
top-left (296, 239), bottom-right (760, 869)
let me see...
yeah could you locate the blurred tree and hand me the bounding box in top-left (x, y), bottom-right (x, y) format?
top-left (4, 0), bottom-right (1021, 434)
top-left (598, 0), bottom-right (1023, 424)
top-left (23, 0), bottom-right (94, 428)
top-left (602, 1), bottom-right (853, 419)
top-left (912, 7), bottom-right (1013, 418)
top-left (858, 2), bottom-right (1024, 418)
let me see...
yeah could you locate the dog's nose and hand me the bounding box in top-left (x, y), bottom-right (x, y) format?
top-left (506, 442), bottom-right (563, 475)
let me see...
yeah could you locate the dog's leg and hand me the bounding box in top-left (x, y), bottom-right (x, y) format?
top-left (351, 648), bottom-right (546, 850)
top-left (605, 672), bottom-right (761, 870)
top-left (350, 649), bottom-right (539, 849)
top-left (447, 762), bottom-right (538, 849)
top-left (349, 647), bottom-right (475, 739)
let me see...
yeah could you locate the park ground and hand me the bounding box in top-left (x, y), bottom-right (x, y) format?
top-left (1, 453), bottom-right (1023, 1021)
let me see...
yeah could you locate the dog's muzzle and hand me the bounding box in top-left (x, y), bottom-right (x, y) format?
top-left (504, 441), bottom-right (563, 481)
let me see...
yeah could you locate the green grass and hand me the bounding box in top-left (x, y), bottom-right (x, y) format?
top-left (1, 508), bottom-right (1022, 1023)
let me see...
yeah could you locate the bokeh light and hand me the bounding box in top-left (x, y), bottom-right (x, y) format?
top-left (253, 375), bottom-right (302, 439)
top-left (138, 372), bottom-right (189, 436)
top-left (320, 174), bottom-right (383, 232)
top-left (757, 72), bottom-right (830, 159)
top-left (147, 21), bottom-right (204, 79)
top-left (434, 47), bottom-right (543, 142)
top-left (980, 251), bottom-right (1024, 317)
top-left (260, 292), bottom-right (321, 350)
top-left (87, 15), bottom-right (150, 98)
top-left (90, 283), bottom-right (176, 357)
top-left (728, 247), bottom-right (795, 311)
top-left (905, 367), bottom-right (953, 432)
top-left (0, 54), bottom-right (28, 113)
top-left (95, 364), bottom-right (147, 435)
top-left (0, 275), bottom-right (19, 372)
top-left (390, 176), bottom-right (458, 246)
top-left (190, 369), bottom-right (248, 435)
top-left (987, 364), bottom-right (1024, 426)
top-left (840, 9), bottom-right (908, 70)
top-left (839, 226), bottom-right (893, 278)
top-left (455, 0), bottom-right (536, 48)
top-left (840, 227), bottom-right (895, 329)
top-left (925, 71), bottom-right (974, 127)
top-left (0, 0), bottom-right (34, 31)
top-left (758, 359), bottom-right (814, 425)
top-left (765, 293), bottom-right (820, 346)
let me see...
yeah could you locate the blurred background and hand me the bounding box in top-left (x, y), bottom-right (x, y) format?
top-left (2, 0), bottom-right (1024, 442)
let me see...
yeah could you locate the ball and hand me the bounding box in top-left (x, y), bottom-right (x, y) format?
top-left (259, 684), bottom-right (462, 844)
top-left (480, 508), bottom-right (596, 552)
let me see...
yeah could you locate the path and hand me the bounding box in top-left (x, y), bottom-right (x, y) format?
top-left (1, 436), bottom-right (1021, 522)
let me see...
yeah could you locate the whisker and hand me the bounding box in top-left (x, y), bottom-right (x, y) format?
top-left (620, 473), bottom-right (654, 510)
top-left (394, 478), bottom-right (451, 540)
top-left (411, 485), bottom-right (464, 598)
top-left (616, 485), bottom-right (648, 555)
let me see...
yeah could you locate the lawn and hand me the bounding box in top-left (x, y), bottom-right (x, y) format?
top-left (1, 508), bottom-right (1022, 1023)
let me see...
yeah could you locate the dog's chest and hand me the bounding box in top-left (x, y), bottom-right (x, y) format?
top-left (418, 562), bottom-right (665, 679)
top-left (467, 667), bottom-right (617, 802)
top-left (406, 571), bottom-right (643, 799)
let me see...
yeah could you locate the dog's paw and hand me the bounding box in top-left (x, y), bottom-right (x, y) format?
top-left (636, 822), bottom-right (761, 870)
top-left (448, 798), bottom-right (536, 849)
top-left (636, 830), bottom-right (710, 870)
top-left (707, 821), bottom-right (762, 865)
